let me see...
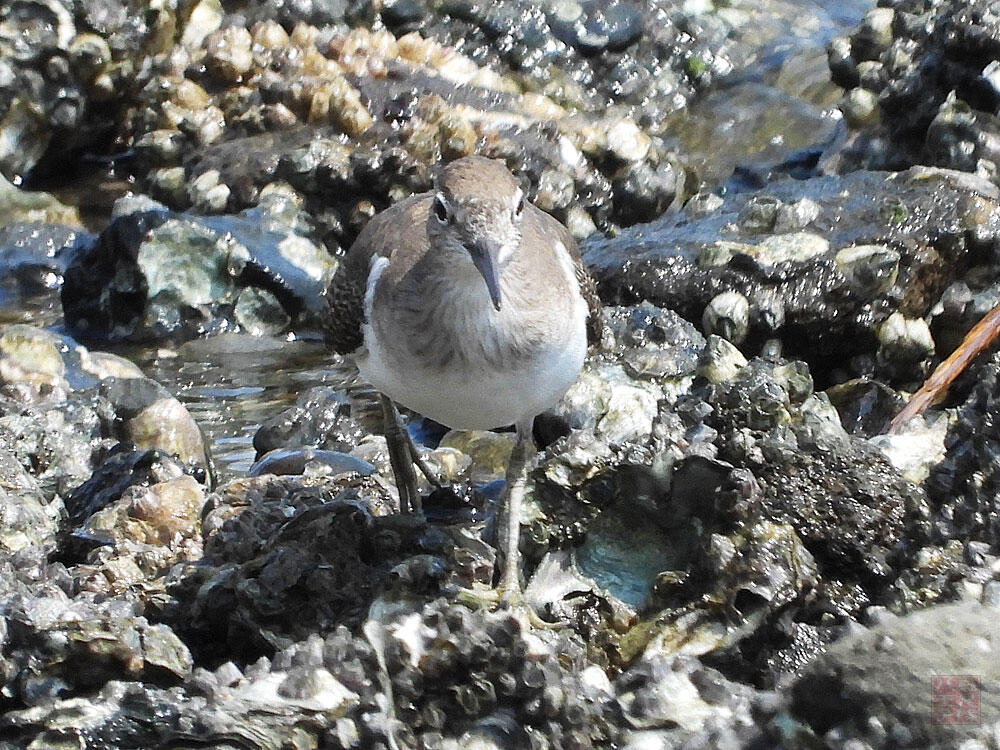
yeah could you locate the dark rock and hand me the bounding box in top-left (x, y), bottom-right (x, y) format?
top-left (248, 447), bottom-right (375, 477)
top-left (63, 446), bottom-right (185, 527)
top-left (173, 475), bottom-right (426, 654)
top-left (584, 168), bottom-right (998, 386)
top-left (709, 358), bottom-right (923, 589)
top-left (927, 350), bottom-right (1000, 546)
top-left (253, 385), bottom-right (367, 458)
top-left (789, 602), bottom-right (1000, 747)
top-left (61, 196), bottom-right (336, 343)
top-left (99, 377), bottom-right (210, 473)
top-left (0, 221), bottom-right (90, 322)
top-left (833, 0), bottom-right (1000, 184)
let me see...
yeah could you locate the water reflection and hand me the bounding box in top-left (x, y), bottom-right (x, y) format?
top-left (120, 333), bottom-right (342, 480)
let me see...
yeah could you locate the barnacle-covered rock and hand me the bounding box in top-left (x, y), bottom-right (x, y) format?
top-left (121, 20), bottom-right (689, 238)
top-left (618, 652), bottom-right (773, 746)
top-left (61, 193), bottom-right (336, 343)
top-left (831, 0), bottom-right (1000, 188)
top-left (709, 358), bottom-right (925, 589)
top-left (0, 0), bottom-right (171, 183)
top-left (584, 167), bottom-right (994, 383)
top-left (927, 350), bottom-right (1000, 547)
top-left (363, 598), bottom-right (622, 747)
top-left (171, 474), bottom-right (448, 653)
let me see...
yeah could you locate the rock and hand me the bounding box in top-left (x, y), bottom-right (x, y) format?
top-left (61, 196), bottom-right (337, 343)
top-left (584, 168), bottom-right (997, 383)
top-left (927, 350), bottom-right (1000, 547)
top-left (0, 220), bottom-right (91, 326)
top-left (618, 653), bottom-right (772, 746)
top-left (0, 447), bottom-right (59, 553)
top-left (832, 0), bottom-right (1000, 185)
top-left (789, 602), bottom-right (1000, 747)
top-left (0, 175), bottom-right (82, 225)
top-left (99, 377), bottom-right (210, 472)
top-left (253, 386), bottom-right (367, 458)
top-left (248, 448), bottom-right (375, 478)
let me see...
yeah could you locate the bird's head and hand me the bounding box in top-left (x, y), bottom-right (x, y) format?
top-left (427, 156), bottom-right (526, 311)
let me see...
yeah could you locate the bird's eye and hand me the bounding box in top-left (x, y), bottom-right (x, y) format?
top-left (433, 194), bottom-right (449, 223)
top-left (515, 193), bottom-right (525, 216)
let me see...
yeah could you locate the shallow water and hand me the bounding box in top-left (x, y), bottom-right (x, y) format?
top-left (118, 333), bottom-right (342, 480)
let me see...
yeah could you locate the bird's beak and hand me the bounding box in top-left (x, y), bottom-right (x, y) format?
top-left (468, 243), bottom-right (502, 311)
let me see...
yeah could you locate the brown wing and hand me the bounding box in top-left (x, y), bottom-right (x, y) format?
top-left (323, 194), bottom-right (431, 354)
top-left (525, 204), bottom-right (603, 347)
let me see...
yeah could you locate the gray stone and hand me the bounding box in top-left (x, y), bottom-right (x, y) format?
top-left (790, 602), bottom-right (1000, 747)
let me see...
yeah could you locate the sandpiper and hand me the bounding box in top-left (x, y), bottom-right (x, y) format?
top-left (324, 155), bottom-right (602, 601)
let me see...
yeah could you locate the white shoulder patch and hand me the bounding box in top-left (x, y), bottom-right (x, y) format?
top-left (364, 255), bottom-right (390, 322)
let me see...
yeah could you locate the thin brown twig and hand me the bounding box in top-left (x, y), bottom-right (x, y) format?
top-left (887, 299), bottom-right (1000, 433)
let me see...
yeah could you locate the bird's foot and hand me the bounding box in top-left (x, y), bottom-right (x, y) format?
top-left (407, 438), bottom-right (444, 491)
top-left (453, 582), bottom-right (563, 631)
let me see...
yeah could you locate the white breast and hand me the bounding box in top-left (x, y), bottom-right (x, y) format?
top-left (357, 247), bottom-right (588, 430)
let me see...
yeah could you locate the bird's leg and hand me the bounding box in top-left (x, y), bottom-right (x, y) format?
top-left (380, 395), bottom-right (422, 514)
top-left (403, 425), bottom-right (442, 490)
top-left (454, 421), bottom-right (562, 629)
top-left (495, 419), bottom-right (535, 603)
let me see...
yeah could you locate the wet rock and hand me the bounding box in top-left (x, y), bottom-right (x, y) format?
top-left (174, 474), bottom-right (433, 652)
top-left (927, 350), bottom-right (1000, 547)
top-left (832, 0), bottom-right (1000, 186)
top-left (253, 386), bottom-right (367, 459)
top-left (71, 472), bottom-right (206, 593)
top-left (0, 447), bottom-right (59, 553)
top-left (61, 194), bottom-right (337, 343)
top-left (0, 220), bottom-right (90, 325)
top-left (438, 431), bottom-right (515, 483)
top-left (99, 377), bottom-right (209, 472)
top-left (584, 168), bottom-right (996, 383)
top-left (0, 175), bottom-right (82, 225)
top-left (121, 18), bottom-right (691, 238)
top-left (0, 0), bottom-right (164, 183)
top-left (249, 448), bottom-right (376, 478)
top-left (64, 446), bottom-right (189, 528)
top-left (0, 536), bottom-right (194, 705)
top-left (709, 358), bottom-right (924, 589)
top-left (788, 602), bottom-right (1000, 747)
top-left (233, 286), bottom-right (290, 336)
top-left (825, 378), bottom-right (904, 437)
top-left (0, 324), bottom-right (208, 507)
top-left (618, 653), bottom-right (772, 746)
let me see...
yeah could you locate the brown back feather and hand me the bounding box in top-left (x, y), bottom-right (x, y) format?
top-left (522, 203), bottom-right (604, 347)
top-left (323, 194), bottom-right (431, 354)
